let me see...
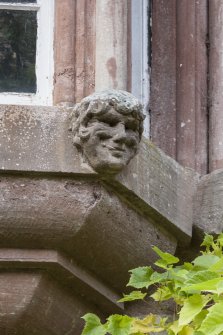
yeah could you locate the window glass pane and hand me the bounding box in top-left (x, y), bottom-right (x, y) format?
top-left (0, 1), bottom-right (37, 3)
top-left (0, 9), bottom-right (37, 93)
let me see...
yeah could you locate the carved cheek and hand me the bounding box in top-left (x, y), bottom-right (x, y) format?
top-left (125, 132), bottom-right (139, 147)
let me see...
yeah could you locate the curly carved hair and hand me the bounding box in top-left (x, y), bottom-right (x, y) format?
top-left (70, 90), bottom-right (145, 149)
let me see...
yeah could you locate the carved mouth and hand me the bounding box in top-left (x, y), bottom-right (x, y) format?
top-left (112, 152), bottom-right (124, 158)
top-left (103, 145), bottom-right (125, 157)
top-left (105, 144), bottom-right (125, 152)
top-left (109, 146), bottom-right (125, 154)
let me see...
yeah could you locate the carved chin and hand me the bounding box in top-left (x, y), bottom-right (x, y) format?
top-left (85, 155), bottom-right (130, 175)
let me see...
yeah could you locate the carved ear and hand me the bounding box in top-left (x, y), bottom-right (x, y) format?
top-left (78, 126), bottom-right (91, 141)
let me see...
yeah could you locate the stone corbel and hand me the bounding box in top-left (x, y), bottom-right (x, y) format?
top-left (0, 93), bottom-right (198, 333)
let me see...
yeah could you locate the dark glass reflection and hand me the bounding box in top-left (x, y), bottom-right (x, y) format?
top-left (0, 1), bottom-right (36, 3)
top-left (0, 10), bottom-right (37, 93)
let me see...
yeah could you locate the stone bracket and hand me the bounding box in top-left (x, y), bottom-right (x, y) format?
top-left (0, 248), bottom-right (123, 314)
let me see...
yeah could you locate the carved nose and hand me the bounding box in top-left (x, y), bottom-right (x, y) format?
top-left (113, 123), bottom-right (127, 143)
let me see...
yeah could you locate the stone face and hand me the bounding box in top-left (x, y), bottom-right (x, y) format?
top-left (70, 90), bottom-right (144, 175)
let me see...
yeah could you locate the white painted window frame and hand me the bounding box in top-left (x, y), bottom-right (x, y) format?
top-left (131, 0), bottom-right (150, 138)
top-left (0, 0), bottom-right (54, 106)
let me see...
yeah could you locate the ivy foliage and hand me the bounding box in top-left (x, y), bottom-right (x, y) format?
top-left (81, 234), bottom-right (223, 335)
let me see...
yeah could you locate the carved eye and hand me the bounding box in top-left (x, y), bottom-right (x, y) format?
top-left (99, 115), bottom-right (119, 127)
top-left (96, 131), bottom-right (111, 140)
top-left (108, 119), bottom-right (118, 127)
top-left (125, 121), bottom-right (138, 131)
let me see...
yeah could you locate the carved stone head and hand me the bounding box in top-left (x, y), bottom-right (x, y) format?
top-left (70, 90), bottom-right (144, 175)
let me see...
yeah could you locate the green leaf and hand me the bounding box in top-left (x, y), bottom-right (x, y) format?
top-left (201, 234), bottom-right (214, 249)
top-left (178, 294), bottom-right (210, 326)
top-left (81, 314), bottom-right (107, 335)
top-left (169, 268), bottom-right (189, 285)
top-left (183, 262), bottom-right (194, 271)
top-left (149, 271), bottom-right (169, 284)
top-left (152, 246), bottom-right (180, 264)
top-left (153, 246), bottom-right (179, 269)
top-left (182, 277), bottom-right (223, 293)
top-left (209, 257), bottom-right (223, 272)
top-left (193, 310), bottom-right (208, 328)
top-left (216, 234), bottom-right (223, 247)
top-left (212, 294), bottom-right (222, 303)
top-left (150, 286), bottom-right (172, 301)
top-left (107, 315), bottom-right (133, 335)
top-left (168, 320), bottom-right (184, 335)
top-left (187, 270), bottom-right (218, 283)
top-left (179, 325), bottom-right (194, 335)
top-left (128, 267), bottom-right (154, 289)
top-left (193, 255), bottom-right (220, 269)
top-left (131, 315), bottom-right (165, 333)
top-left (118, 291), bottom-right (147, 302)
top-left (198, 301), bottom-right (223, 335)
top-left (216, 280), bottom-right (223, 294)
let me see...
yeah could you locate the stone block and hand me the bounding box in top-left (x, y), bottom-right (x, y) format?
top-left (193, 169), bottom-right (223, 241)
top-left (0, 175), bottom-right (177, 291)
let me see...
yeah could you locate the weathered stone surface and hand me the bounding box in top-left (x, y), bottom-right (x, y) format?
top-left (53, 0), bottom-right (96, 105)
top-left (193, 169), bottom-right (223, 241)
top-left (95, 0), bottom-right (129, 91)
top-left (0, 105), bottom-right (195, 242)
top-left (0, 249), bottom-right (123, 315)
top-left (0, 175), bottom-right (176, 291)
top-left (0, 271), bottom-right (102, 334)
top-left (209, 1), bottom-right (223, 171)
top-left (116, 140), bottom-right (198, 240)
top-left (0, 105), bottom-right (90, 174)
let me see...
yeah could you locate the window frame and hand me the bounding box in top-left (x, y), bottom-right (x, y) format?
top-left (0, 0), bottom-right (54, 106)
top-left (131, 0), bottom-right (150, 138)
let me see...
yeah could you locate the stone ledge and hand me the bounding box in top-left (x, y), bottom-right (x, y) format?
top-left (0, 105), bottom-right (197, 242)
top-left (0, 176), bottom-right (176, 291)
